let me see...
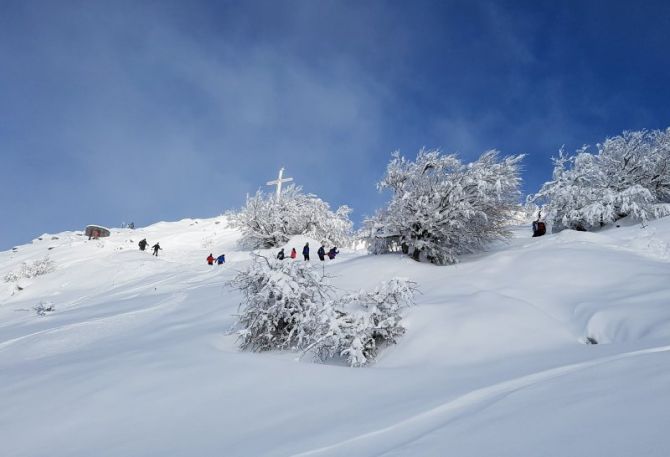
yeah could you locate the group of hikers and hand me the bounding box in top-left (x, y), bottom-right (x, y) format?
top-left (206, 253), bottom-right (226, 265)
top-left (276, 242), bottom-right (339, 262)
top-left (139, 238), bottom-right (226, 264)
top-left (139, 237), bottom-right (337, 265)
top-left (138, 238), bottom-right (161, 256)
top-left (140, 221), bottom-right (541, 263)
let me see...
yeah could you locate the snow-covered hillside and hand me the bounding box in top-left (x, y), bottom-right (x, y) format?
top-left (1, 216), bottom-right (669, 456)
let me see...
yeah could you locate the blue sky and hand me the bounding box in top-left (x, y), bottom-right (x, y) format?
top-left (2, 0), bottom-right (670, 250)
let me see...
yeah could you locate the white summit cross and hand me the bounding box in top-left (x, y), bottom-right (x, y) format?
top-left (266, 167), bottom-right (294, 198)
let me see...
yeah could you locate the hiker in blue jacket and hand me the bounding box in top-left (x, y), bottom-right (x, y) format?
top-left (217, 254), bottom-right (225, 265)
top-left (302, 243), bottom-right (310, 261)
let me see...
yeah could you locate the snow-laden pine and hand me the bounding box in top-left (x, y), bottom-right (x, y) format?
top-left (364, 149), bottom-right (524, 264)
top-left (229, 185), bottom-right (353, 249)
top-left (231, 255), bottom-right (416, 366)
top-left (531, 127), bottom-right (670, 231)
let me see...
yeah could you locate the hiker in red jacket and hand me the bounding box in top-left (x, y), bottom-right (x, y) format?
top-left (290, 248), bottom-right (297, 259)
top-left (207, 253), bottom-right (215, 265)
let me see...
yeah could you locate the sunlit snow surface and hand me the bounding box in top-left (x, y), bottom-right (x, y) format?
top-left (1, 216), bottom-right (669, 456)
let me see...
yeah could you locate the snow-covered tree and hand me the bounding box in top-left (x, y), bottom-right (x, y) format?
top-left (530, 128), bottom-right (670, 231)
top-left (229, 185), bottom-right (353, 249)
top-left (230, 255), bottom-right (417, 366)
top-left (365, 149), bottom-right (524, 265)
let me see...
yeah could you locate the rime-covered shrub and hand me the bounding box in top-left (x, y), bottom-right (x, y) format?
top-left (231, 256), bottom-right (416, 366)
top-left (3, 271), bottom-right (20, 283)
top-left (232, 255), bottom-right (330, 351)
top-left (530, 128), bottom-right (670, 232)
top-left (34, 301), bottom-right (55, 316)
top-left (312, 278), bottom-right (417, 366)
top-left (25, 257), bottom-right (55, 277)
top-left (365, 149), bottom-right (523, 265)
top-left (4, 256), bottom-right (55, 282)
top-left (229, 185), bottom-right (353, 249)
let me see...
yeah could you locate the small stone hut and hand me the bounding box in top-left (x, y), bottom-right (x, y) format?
top-left (85, 225), bottom-right (111, 239)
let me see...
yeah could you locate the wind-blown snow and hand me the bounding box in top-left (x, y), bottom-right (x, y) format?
top-left (1, 215), bottom-right (669, 456)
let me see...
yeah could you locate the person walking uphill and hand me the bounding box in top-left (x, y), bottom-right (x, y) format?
top-left (290, 248), bottom-right (297, 259)
top-left (152, 242), bottom-right (161, 256)
top-left (207, 253), bottom-right (215, 265)
top-left (276, 248), bottom-right (285, 260)
top-left (138, 238), bottom-right (148, 251)
top-left (327, 247), bottom-right (339, 259)
top-left (317, 245), bottom-right (326, 261)
top-left (532, 211), bottom-right (546, 237)
top-left (303, 243), bottom-right (310, 261)
top-left (217, 254), bottom-right (225, 265)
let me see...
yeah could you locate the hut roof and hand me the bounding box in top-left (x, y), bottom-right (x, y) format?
top-left (85, 225), bottom-right (111, 238)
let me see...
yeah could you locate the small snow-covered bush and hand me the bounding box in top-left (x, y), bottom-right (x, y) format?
top-left (3, 270), bottom-right (20, 282)
top-left (4, 256), bottom-right (55, 282)
top-left (25, 256), bottom-right (56, 278)
top-left (312, 278), bottom-right (417, 367)
top-left (34, 301), bottom-right (55, 316)
top-left (229, 185), bottom-right (353, 249)
top-left (232, 254), bottom-right (330, 351)
top-left (231, 256), bottom-right (417, 366)
top-left (365, 149), bottom-right (524, 265)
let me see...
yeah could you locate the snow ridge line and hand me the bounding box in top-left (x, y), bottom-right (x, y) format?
top-left (289, 344), bottom-right (670, 457)
top-left (0, 292), bottom-right (186, 352)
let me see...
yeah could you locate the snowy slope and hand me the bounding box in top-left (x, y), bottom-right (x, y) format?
top-left (1, 216), bottom-right (670, 457)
